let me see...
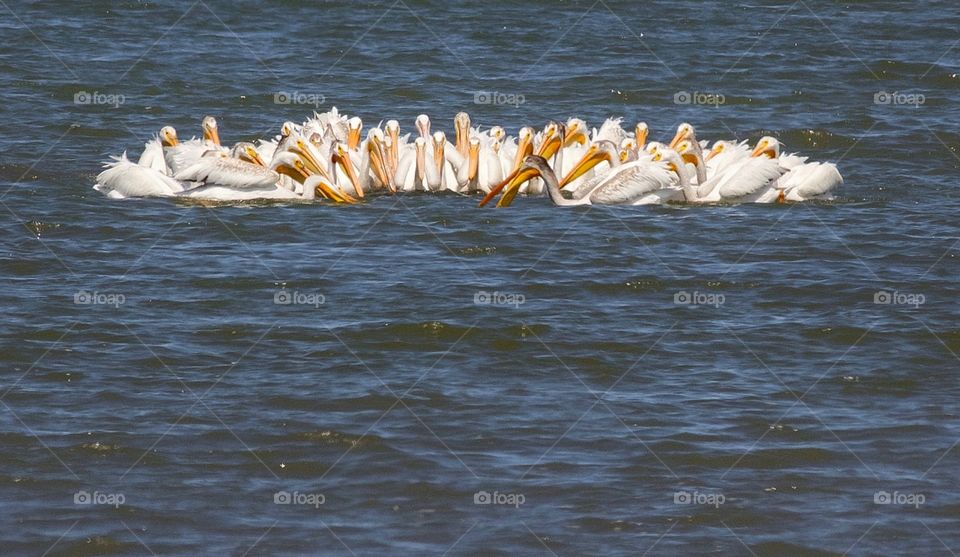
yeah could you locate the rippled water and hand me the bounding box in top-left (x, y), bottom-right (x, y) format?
top-left (2, 1), bottom-right (959, 555)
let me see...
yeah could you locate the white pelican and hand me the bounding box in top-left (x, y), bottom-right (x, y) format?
top-left (330, 142), bottom-right (364, 198)
top-left (174, 152), bottom-right (351, 202)
top-left (454, 111), bottom-right (474, 159)
top-left (704, 139), bottom-right (752, 177)
top-left (672, 139), bottom-right (783, 203)
top-left (751, 137), bottom-right (843, 202)
top-left (395, 136), bottom-right (427, 192)
top-left (356, 128), bottom-right (396, 193)
top-left (424, 131), bottom-right (460, 192)
top-left (557, 140), bottom-right (679, 205)
top-left (475, 133), bottom-right (506, 193)
top-left (384, 119), bottom-right (402, 178)
top-left (456, 137), bottom-right (481, 192)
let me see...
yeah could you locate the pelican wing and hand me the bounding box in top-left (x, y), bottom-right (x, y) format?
top-left (779, 153), bottom-right (809, 170)
top-left (175, 157), bottom-right (279, 190)
top-left (588, 162), bottom-right (675, 205)
top-left (782, 162), bottom-right (843, 199)
top-left (95, 153), bottom-right (184, 198)
top-left (593, 117), bottom-right (627, 145)
top-left (138, 137), bottom-right (169, 175)
top-left (715, 157), bottom-right (784, 198)
top-left (164, 141), bottom-right (211, 174)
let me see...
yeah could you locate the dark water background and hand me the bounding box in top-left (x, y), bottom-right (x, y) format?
top-left (2, 1), bottom-right (959, 555)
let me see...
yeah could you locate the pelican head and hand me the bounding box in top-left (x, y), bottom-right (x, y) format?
top-left (489, 126), bottom-right (506, 142)
top-left (347, 117), bottom-right (363, 150)
top-left (385, 119), bottom-right (400, 147)
top-left (645, 141), bottom-right (665, 156)
top-left (751, 136), bottom-right (781, 158)
top-left (271, 152), bottom-right (310, 183)
top-left (513, 126), bottom-right (535, 170)
top-left (202, 116), bottom-right (220, 147)
top-left (290, 135), bottom-right (326, 177)
top-left (706, 140), bottom-right (731, 161)
top-left (479, 155), bottom-right (552, 208)
top-left (669, 122), bottom-right (696, 149)
top-left (454, 111), bottom-right (471, 157)
top-left (416, 114), bottom-right (431, 139)
top-left (675, 139), bottom-right (704, 167)
top-left (535, 122), bottom-right (562, 159)
top-left (653, 148), bottom-right (685, 178)
top-left (159, 126), bottom-right (178, 147)
top-left (635, 122), bottom-right (649, 149)
top-left (619, 138), bottom-right (637, 162)
top-left (564, 117), bottom-right (588, 146)
top-left (560, 140), bottom-right (619, 188)
top-left (231, 142), bottom-right (266, 166)
top-left (280, 121), bottom-right (296, 138)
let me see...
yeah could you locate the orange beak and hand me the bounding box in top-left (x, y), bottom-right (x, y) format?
top-left (367, 136), bottom-right (395, 193)
top-left (245, 147), bottom-right (266, 167)
top-left (468, 140), bottom-right (480, 183)
top-left (478, 165), bottom-right (542, 208)
top-left (559, 145), bottom-right (610, 189)
top-left (668, 130), bottom-right (686, 150)
top-left (455, 115), bottom-right (471, 159)
top-left (536, 128), bottom-right (562, 160)
top-left (635, 125), bottom-right (649, 149)
top-left (512, 130), bottom-right (534, 171)
top-left (204, 126), bottom-right (221, 147)
top-left (335, 149), bottom-right (363, 198)
top-left (348, 125), bottom-right (362, 151)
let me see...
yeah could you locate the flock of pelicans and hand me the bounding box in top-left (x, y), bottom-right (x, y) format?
top-left (95, 108), bottom-right (843, 206)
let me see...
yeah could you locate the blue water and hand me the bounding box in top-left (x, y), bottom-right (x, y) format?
top-left (1, 1), bottom-right (959, 555)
